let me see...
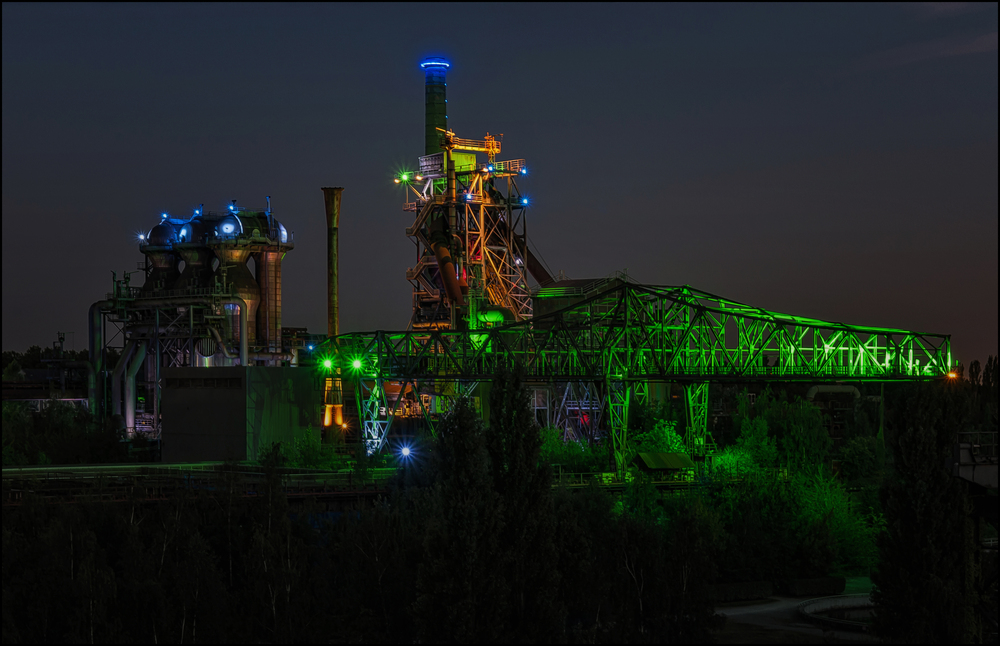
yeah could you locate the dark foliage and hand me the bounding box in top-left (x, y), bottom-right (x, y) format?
top-left (871, 374), bottom-right (993, 643)
top-left (3, 401), bottom-right (128, 466)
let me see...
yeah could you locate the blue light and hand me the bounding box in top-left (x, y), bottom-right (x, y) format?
top-left (401, 447), bottom-right (411, 457)
top-left (229, 205), bottom-right (235, 212)
top-left (520, 168), bottom-right (527, 175)
top-left (194, 209), bottom-right (200, 215)
top-left (161, 212), bottom-right (168, 218)
top-left (419, 57), bottom-right (450, 70)
top-left (308, 345), bottom-right (314, 351)
top-left (488, 165), bottom-right (494, 172)
top-left (521, 198), bottom-right (529, 205)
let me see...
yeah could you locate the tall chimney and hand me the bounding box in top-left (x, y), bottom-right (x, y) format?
top-left (322, 187), bottom-right (343, 338)
top-left (420, 57), bottom-right (450, 156)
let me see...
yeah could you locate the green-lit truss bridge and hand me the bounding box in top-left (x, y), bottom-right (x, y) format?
top-left (321, 279), bottom-right (951, 472)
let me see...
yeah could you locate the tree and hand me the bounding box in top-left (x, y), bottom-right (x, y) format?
top-left (412, 397), bottom-right (507, 642)
top-left (872, 381), bottom-right (981, 642)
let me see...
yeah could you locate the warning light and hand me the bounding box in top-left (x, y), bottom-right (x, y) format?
top-left (947, 371), bottom-right (958, 379)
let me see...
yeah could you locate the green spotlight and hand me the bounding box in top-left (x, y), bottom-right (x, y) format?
top-left (352, 359), bottom-right (362, 369)
top-left (322, 359), bottom-right (333, 369)
top-left (401, 173), bottom-right (409, 182)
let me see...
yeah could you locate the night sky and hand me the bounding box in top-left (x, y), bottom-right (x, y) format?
top-left (3, 3), bottom-right (997, 364)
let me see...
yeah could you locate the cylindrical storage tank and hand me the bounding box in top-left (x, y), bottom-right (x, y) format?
top-left (173, 218), bottom-right (213, 293)
top-left (255, 249), bottom-right (283, 352)
top-left (421, 57), bottom-right (449, 155)
top-left (214, 246), bottom-right (260, 348)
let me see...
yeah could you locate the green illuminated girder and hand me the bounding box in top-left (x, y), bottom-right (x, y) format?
top-left (607, 380), bottom-right (631, 473)
top-left (354, 378), bottom-right (390, 454)
top-left (685, 382), bottom-right (711, 454)
top-left (327, 281), bottom-right (951, 466)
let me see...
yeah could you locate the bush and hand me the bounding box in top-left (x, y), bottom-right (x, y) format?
top-left (538, 426), bottom-right (609, 472)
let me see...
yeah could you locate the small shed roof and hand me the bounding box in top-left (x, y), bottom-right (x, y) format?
top-left (633, 452), bottom-right (696, 470)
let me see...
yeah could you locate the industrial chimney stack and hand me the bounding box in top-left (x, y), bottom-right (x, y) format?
top-left (421, 57), bottom-right (450, 155)
top-left (322, 187), bottom-right (344, 338)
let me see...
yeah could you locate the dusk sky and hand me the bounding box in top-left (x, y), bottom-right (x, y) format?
top-left (3, 3), bottom-right (997, 364)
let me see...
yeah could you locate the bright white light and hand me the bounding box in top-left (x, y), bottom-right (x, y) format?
top-left (521, 168), bottom-right (527, 175)
top-left (138, 234), bottom-right (145, 241)
top-left (521, 198), bottom-right (528, 205)
top-left (195, 209), bottom-right (200, 215)
top-left (161, 212), bottom-right (168, 218)
top-left (308, 345), bottom-right (314, 350)
top-left (401, 447), bottom-right (411, 457)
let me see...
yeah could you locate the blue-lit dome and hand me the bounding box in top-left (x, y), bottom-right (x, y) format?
top-left (146, 223), bottom-right (176, 246)
top-left (177, 218), bottom-right (207, 244)
top-left (216, 215), bottom-right (242, 237)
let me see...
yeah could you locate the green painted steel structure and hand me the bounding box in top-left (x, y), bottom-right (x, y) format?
top-left (320, 279), bottom-right (951, 472)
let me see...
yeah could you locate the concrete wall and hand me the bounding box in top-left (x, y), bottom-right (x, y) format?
top-left (162, 366), bottom-right (323, 463)
top-left (162, 367), bottom-right (247, 462)
top-left (245, 366), bottom-right (323, 461)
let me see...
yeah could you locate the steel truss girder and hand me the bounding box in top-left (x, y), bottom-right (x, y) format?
top-left (329, 281), bottom-right (950, 467)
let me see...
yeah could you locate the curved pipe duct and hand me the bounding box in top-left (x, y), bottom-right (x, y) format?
top-left (428, 205), bottom-right (464, 306)
top-left (111, 339), bottom-right (138, 417)
top-left (124, 341), bottom-right (147, 435)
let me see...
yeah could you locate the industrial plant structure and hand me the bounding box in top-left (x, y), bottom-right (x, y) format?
top-left (86, 56), bottom-right (953, 471)
top-left (87, 201), bottom-right (315, 461)
top-left (317, 57), bottom-right (953, 473)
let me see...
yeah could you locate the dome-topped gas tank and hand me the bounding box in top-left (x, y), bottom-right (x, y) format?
top-left (173, 217), bottom-right (214, 292)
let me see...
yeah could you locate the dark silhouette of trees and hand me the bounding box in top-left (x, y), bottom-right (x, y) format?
top-left (872, 379), bottom-right (986, 643)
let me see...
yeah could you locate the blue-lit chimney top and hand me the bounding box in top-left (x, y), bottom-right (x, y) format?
top-left (420, 57), bottom-right (450, 70)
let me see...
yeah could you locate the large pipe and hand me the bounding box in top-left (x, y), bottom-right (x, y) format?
top-left (428, 156), bottom-right (464, 307)
top-left (421, 57), bottom-right (449, 155)
top-left (124, 341), bottom-right (147, 435)
top-left (111, 339), bottom-right (138, 417)
top-left (88, 300), bottom-right (112, 418)
top-left (322, 187), bottom-right (346, 429)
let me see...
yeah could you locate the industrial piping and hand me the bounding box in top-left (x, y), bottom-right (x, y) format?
top-left (123, 342), bottom-right (147, 434)
top-left (88, 300), bottom-right (112, 417)
top-left (122, 296), bottom-right (249, 366)
top-left (111, 339), bottom-right (138, 417)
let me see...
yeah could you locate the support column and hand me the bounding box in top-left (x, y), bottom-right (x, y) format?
top-left (607, 379), bottom-right (631, 476)
top-left (355, 377), bottom-right (391, 455)
top-left (685, 382), bottom-right (711, 456)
